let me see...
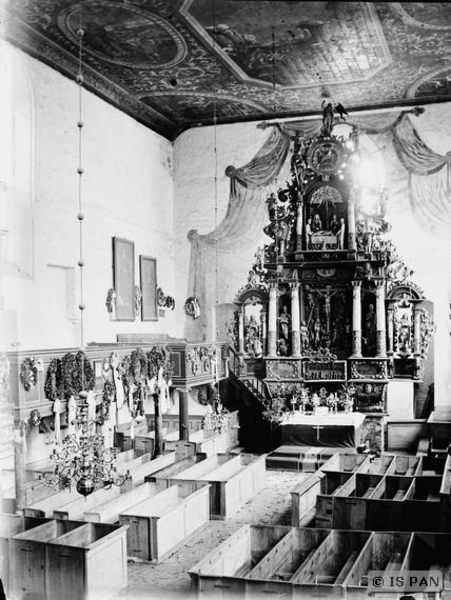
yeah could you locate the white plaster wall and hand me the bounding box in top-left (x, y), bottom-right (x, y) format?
top-left (173, 106), bottom-right (451, 404)
top-left (2, 46), bottom-right (176, 351)
top-left (173, 121), bottom-right (291, 341)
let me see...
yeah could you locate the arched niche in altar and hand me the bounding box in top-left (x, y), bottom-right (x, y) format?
top-left (235, 288), bottom-right (268, 359)
top-left (304, 180), bottom-right (348, 251)
top-left (277, 292), bottom-right (291, 357)
top-left (362, 287), bottom-right (377, 357)
top-left (386, 284), bottom-right (435, 382)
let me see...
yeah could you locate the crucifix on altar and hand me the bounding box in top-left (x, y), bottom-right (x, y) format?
top-left (313, 423), bottom-right (324, 441)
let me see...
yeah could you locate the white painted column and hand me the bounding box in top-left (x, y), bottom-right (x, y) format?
top-left (347, 193), bottom-right (356, 250)
top-left (238, 305), bottom-right (245, 355)
top-left (290, 283), bottom-right (301, 357)
top-left (296, 201), bottom-right (303, 251)
top-left (352, 281), bottom-right (362, 357)
top-left (376, 281), bottom-right (387, 357)
top-left (268, 284), bottom-right (278, 357)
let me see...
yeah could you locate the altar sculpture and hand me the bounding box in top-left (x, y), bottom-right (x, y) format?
top-left (229, 104), bottom-right (435, 450)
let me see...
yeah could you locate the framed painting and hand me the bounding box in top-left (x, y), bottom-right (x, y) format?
top-left (112, 237), bottom-right (135, 321)
top-left (140, 255), bottom-right (158, 321)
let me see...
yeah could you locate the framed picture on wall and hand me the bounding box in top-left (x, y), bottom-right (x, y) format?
top-left (112, 237), bottom-right (135, 321)
top-left (140, 255), bottom-right (158, 321)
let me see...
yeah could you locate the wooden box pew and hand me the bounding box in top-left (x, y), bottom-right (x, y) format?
top-left (23, 485), bottom-right (85, 518)
top-left (331, 477), bottom-right (414, 532)
top-left (344, 532), bottom-right (413, 588)
top-left (409, 475), bottom-right (442, 501)
top-left (123, 450), bottom-right (191, 487)
top-left (118, 481), bottom-right (210, 563)
top-left (9, 518), bottom-right (86, 599)
top-left (0, 515), bottom-right (51, 597)
top-left (291, 469), bottom-right (353, 527)
top-left (134, 428), bottom-right (170, 454)
top-left (83, 481), bottom-right (168, 524)
top-left (291, 529), bottom-right (372, 586)
top-left (290, 472), bottom-right (324, 527)
top-left (247, 527), bottom-right (330, 582)
top-left (320, 453), bottom-right (369, 474)
top-left (188, 524), bottom-right (292, 594)
top-left (168, 453), bottom-right (267, 519)
top-left (386, 455), bottom-right (422, 477)
top-left (115, 421), bottom-right (149, 452)
top-left (45, 521), bottom-right (128, 600)
top-left (319, 475), bottom-right (381, 532)
top-left (401, 531), bottom-right (451, 589)
top-left (52, 485), bottom-right (122, 520)
top-left (116, 448), bottom-right (152, 469)
top-left (440, 454), bottom-right (451, 494)
top-left (143, 452), bottom-right (208, 487)
top-left (2, 465), bottom-right (57, 506)
top-left (167, 428), bottom-right (236, 457)
top-left (356, 454), bottom-right (395, 475)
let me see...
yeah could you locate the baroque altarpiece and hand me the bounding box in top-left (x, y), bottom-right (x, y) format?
top-left (229, 112), bottom-right (434, 451)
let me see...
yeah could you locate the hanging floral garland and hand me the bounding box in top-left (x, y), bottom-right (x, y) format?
top-left (44, 351), bottom-right (95, 402)
top-left (119, 355), bottom-right (132, 400)
top-left (130, 348), bottom-right (148, 418)
top-left (20, 357), bottom-right (39, 392)
top-left (44, 358), bottom-right (63, 401)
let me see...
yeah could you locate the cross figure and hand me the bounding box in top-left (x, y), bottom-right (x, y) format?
top-left (313, 424), bottom-right (324, 441)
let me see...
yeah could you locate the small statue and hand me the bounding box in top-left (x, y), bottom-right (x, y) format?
top-left (321, 100), bottom-right (335, 136)
top-left (305, 217), bottom-right (312, 249)
top-left (311, 213), bottom-right (323, 233)
top-left (337, 217), bottom-right (346, 249)
top-left (300, 321), bottom-right (310, 353)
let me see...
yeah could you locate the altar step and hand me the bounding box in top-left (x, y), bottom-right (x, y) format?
top-left (266, 445), bottom-right (354, 472)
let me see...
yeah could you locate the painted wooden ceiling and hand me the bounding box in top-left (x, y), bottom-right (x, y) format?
top-left (2, 1), bottom-right (451, 139)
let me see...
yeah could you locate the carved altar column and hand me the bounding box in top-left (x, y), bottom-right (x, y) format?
top-left (347, 193), bottom-right (356, 250)
top-left (352, 281), bottom-right (362, 357)
top-left (296, 201), bottom-right (303, 251)
top-left (268, 284), bottom-right (278, 357)
top-left (14, 420), bottom-right (27, 514)
top-left (387, 306), bottom-right (394, 355)
top-left (376, 281), bottom-right (387, 357)
top-left (260, 308), bottom-right (267, 357)
top-left (414, 306), bottom-right (422, 355)
top-left (238, 305), bottom-right (245, 355)
top-left (178, 387), bottom-right (190, 441)
top-left (290, 283), bottom-right (301, 357)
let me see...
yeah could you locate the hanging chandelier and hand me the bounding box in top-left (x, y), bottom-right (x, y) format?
top-left (44, 392), bottom-right (129, 497)
top-left (43, 19), bottom-right (128, 497)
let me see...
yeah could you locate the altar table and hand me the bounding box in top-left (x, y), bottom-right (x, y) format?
top-left (280, 412), bottom-right (365, 448)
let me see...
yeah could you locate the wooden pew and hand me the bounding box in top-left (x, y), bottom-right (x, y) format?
top-left (83, 481), bottom-right (167, 523)
top-left (52, 485), bottom-right (121, 520)
top-left (119, 481), bottom-right (210, 562)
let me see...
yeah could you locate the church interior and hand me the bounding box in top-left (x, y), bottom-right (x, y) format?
top-left (2, 1), bottom-right (451, 599)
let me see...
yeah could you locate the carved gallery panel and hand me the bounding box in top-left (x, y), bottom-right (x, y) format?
top-left (112, 237), bottom-right (135, 321)
top-left (140, 255), bottom-right (158, 321)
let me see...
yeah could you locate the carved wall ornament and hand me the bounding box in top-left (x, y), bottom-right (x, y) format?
top-left (184, 296), bottom-right (201, 319)
top-left (105, 288), bottom-right (116, 313)
top-left (28, 409), bottom-right (41, 428)
top-left (350, 360), bottom-right (388, 380)
top-left (165, 295), bottom-right (175, 310)
top-left (134, 285), bottom-right (142, 317)
top-left (20, 357), bottom-right (39, 392)
top-left (186, 347), bottom-right (201, 376)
